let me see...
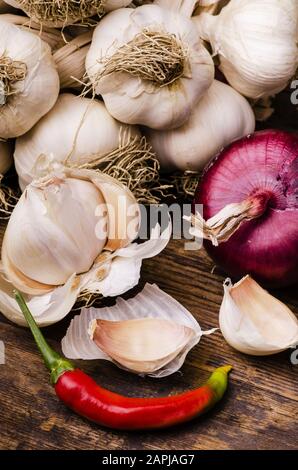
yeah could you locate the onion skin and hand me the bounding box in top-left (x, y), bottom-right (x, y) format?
top-left (194, 130), bottom-right (298, 287)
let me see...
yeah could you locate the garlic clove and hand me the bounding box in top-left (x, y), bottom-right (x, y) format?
top-left (62, 283), bottom-right (213, 377)
top-left (90, 317), bottom-right (195, 373)
top-left (0, 266), bottom-right (81, 327)
top-left (71, 168), bottom-right (140, 252)
top-left (219, 276), bottom-right (298, 356)
top-left (1, 238), bottom-right (54, 296)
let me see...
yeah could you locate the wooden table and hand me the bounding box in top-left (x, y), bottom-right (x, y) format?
top-left (1, 239), bottom-right (297, 450)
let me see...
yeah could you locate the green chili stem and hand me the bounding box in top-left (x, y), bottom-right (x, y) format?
top-left (14, 290), bottom-right (74, 384)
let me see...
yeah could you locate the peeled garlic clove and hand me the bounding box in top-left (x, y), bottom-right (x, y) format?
top-left (90, 318), bottom-right (195, 374)
top-left (62, 283), bottom-right (213, 377)
top-left (219, 276), bottom-right (298, 356)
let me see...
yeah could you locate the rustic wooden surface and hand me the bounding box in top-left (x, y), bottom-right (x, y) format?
top-left (0, 238), bottom-right (297, 450)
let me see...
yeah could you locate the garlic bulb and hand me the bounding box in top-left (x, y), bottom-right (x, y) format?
top-left (0, 13), bottom-right (71, 51)
top-left (14, 93), bottom-right (138, 190)
top-left (86, 1), bottom-right (214, 130)
top-left (0, 140), bottom-right (13, 175)
top-left (145, 80), bottom-right (255, 171)
top-left (0, 166), bottom-right (171, 326)
top-left (0, 21), bottom-right (59, 139)
top-left (62, 283), bottom-right (216, 377)
top-left (53, 32), bottom-right (92, 89)
top-left (4, 0), bottom-right (132, 27)
top-left (219, 276), bottom-right (298, 356)
top-left (195, 0), bottom-right (298, 99)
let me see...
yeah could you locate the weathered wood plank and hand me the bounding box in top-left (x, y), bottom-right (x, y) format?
top-left (0, 241), bottom-right (297, 450)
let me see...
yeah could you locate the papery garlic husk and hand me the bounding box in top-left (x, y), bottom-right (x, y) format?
top-left (62, 283), bottom-right (216, 377)
top-left (0, 13), bottom-right (71, 51)
top-left (145, 80), bottom-right (255, 172)
top-left (0, 20), bottom-right (59, 139)
top-left (14, 93), bottom-right (139, 190)
top-left (4, 0), bottom-right (132, 27)
top-left (53, 32), bottom-right (92, 89)
top-left (219, 276), bottom-right (298, 356)
top-left (0, 139), bottom-right (13, 175)
top-left (195, 0), bottom-right (298, 99)
top-left (86, 2), bottom-right (214, 130)
top-left (0, 167), bottom-right (171, 326)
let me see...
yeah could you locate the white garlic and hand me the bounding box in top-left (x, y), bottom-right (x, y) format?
top-left (0, 140), bottom-right (13, 175)
top-left (195, 0), bottom-right (298, 99)
top-left (62, 283), bottom-right (216, 377)
top-left (0, 20), bottom-right (59, 139)
top-left (145, 80), bottom-right (255, 171)
top-left (219, 276), bottom-right (298, 356)
top-left (0, 13), bottom-right (71, 51)
top-left (14, 93), bottom-right (138, 190)
top-left (4, 0), bottom-right (132, 27)
top-left (0, 167), bottom-right (171, 326)
top-left (86, 1), bottom-right (214, 130)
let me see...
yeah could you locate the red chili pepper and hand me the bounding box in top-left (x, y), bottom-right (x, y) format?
top-left (15, 291), bottom-right (232, 431)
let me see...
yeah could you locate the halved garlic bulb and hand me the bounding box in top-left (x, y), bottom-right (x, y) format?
top-left (0, 166), bottom-right (171, 326)
top-left (220, 276), bottom-right (298, 356)
top-left (62, 283), bottom-right (216, 377)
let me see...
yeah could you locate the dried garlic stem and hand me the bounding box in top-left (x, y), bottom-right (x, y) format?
top-left (18, 0), bottom-right (106, 25)
top-left (94, 30), bottom-right (187, 88)
top-left (0, 54), bottom-right (27, 104)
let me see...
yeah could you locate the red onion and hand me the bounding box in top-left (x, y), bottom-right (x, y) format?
top-left (193, 130), bottom-right (298, 287)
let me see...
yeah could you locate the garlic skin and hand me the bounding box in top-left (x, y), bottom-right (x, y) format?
top-left (0, 21), bottom-right (59, 139)
top-left (0, 13), bottom-right (71, 51)
top-left (0, 140), bottom-right (13, 175)
top-left (0, 167), bottom-right (171, 326)
top-left (195, 0), bottom-right (298, 99)
top-left (91, 318), bottom-right (195, 374)
top-left (219, 276), bottom-right (298, 356)
top-left (145, 80), bottom-right (255, 171)
top-left (86, 4), bottom-right (214, 130)
top-left (62, 283), bottom-right (215, 377)
top-left (53, 32), bottom-right (92, 89)
top-left (4, 1), bottom-right (132, 27)
top-left (14, 93), bottom-right (138, 190)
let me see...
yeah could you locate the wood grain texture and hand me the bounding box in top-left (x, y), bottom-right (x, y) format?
top-left (0, 240), bottom-right (297, 450)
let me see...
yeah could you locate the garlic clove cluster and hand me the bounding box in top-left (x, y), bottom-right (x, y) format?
top-left (62, 283), bottom-right (216, 377)
top-left (13, 93), bottom-right (139, 190)
top-left (219, 276), bottom-right (298, 356)
top-left (0, 20), bottom-right (60, 139)
top-left (0, 165), bottom-right (171, 326)
top-left (195, 0), bottom-right (298, 99)
top-left (2, 166), bottom-right (140, 295)
top-left (86, 4), bottom-right (214, 130)
top-left (145, 80), bottom-right (255, 171)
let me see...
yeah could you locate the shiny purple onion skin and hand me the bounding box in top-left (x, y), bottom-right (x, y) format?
top-left (194, 130), bottom-right (298, 288)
